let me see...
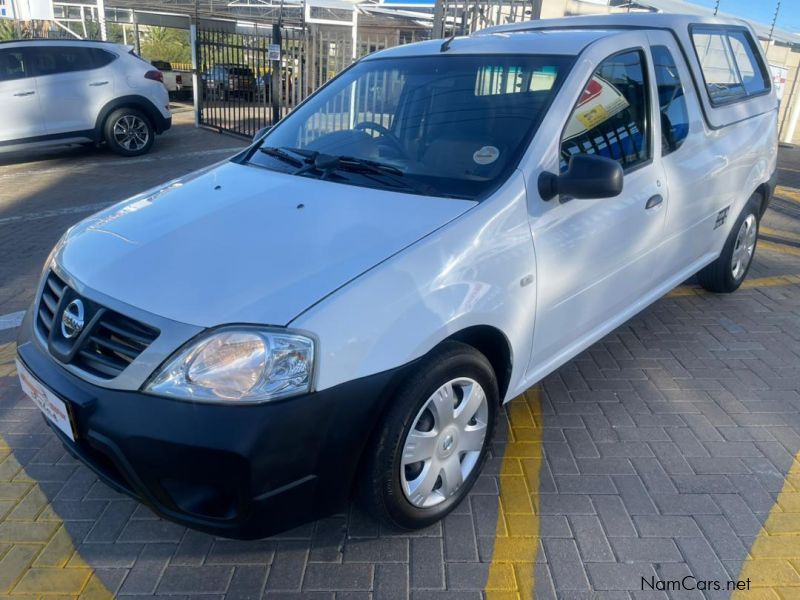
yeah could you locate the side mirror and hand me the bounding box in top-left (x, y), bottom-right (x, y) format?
top-left (253, 126), bottom-right (272, 142)
top-left (538, 154), bottom-right (623, 202)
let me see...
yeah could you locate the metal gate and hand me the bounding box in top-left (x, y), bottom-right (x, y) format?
top-left (195, 2), bottom-right (533, 138)
top-left (196, 23), bottom-right (306, 138)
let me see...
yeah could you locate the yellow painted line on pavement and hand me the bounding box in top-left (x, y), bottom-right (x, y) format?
top-left (665, 274), bottom-right (800, 299)
top-left (775, 185), bottom-right (800, 205)
top-left (761, 226), bottom-right (800, 244)
top-left (0, 342), bottom-right (112, 599)
top-left (734, 453), bottom-right (800, 598)
top-left (484, 388), bottom-right (543, 600)
top-left (760, 240), bottom-right (800, 257)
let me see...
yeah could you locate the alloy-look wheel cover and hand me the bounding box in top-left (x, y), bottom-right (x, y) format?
top-left (400, 377), bottom-right (489, 508)
top-left (731, 214), bottom-right (757, 281)
top-left (113, 115), bottom-right (150, 152)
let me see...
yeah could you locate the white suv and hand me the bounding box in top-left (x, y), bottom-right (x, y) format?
top-left (16, 14), bottom-right (778, 538)
top-left (0, 39), bottom-right (171, 156)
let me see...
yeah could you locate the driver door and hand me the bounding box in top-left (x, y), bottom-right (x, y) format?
top-left (526, 33), bottom-right (669, 379)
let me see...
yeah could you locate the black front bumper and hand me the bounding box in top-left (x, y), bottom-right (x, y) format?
top-left (17, 337), bottom-right (405, 539)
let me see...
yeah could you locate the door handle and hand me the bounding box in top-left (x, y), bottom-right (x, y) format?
top-left (645, 194), bottom-right (663, 210)
top-left (13, 91), bottom-right (35, 97)
top-left (89, 81), bottom-right (109, 87)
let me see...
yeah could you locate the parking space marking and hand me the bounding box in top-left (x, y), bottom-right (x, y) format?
top-left (0, 311), bottom-right (25, 332)
top-left (0, 202), bottom-right (114, 227)
top-left (485, 388), bottom-right (543, 599)
top-left (760, 240), bottom-right (800, 257)
top-left (666, 273), bottom-right (800, 298)
top-left (0, 344), bottom-right (112, 598)
top-left (0, 343), bottom-right (16, 378)
top-left (734, 453), bottom-right (800, 596)
top-left (761, 225), bottom-right (800, 244)
top-left (0, 147), bottom-right (242, 182)
top-left (775, 185), bottom-right (800, 205)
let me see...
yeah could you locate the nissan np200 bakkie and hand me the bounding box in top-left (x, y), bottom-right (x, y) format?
top-left (16, 13), bottom-right (778, 538)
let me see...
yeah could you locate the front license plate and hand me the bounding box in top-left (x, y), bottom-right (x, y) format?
top-left (15, 359), bottom-right (76, 442)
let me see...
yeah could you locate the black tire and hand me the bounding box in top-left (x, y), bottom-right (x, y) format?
top-left (697, 195), bottom-right (760, 293)
top-left (358, 341), bottom-right (498, 530)
top-left (103, 108), bottom-right (155, 157)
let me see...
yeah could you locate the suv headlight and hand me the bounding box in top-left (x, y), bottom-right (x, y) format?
top-left (143, 327), bottom-right (314, 403)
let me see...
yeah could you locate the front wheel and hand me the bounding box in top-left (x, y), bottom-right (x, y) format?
top-left (358, 341), bottom-right (497, 530)
top-left (104, 108), bottom-right (154, 157)
top-left (697, 196), bottom-right (760, 293)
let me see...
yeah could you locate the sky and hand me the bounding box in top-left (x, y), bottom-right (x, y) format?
top-left (686, 0), bottom-right (800, 33)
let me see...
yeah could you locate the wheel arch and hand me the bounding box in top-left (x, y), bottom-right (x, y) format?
top-left (445, 325), bottom-right (513, 402)
top-left (94, 95), bottom-right (166, 140)
top-left (753, 182), bottom-right (770, 218)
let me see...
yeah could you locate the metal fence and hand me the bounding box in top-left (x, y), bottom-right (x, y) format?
top-left (191, 2), bottom-right (534, 137)
top-left (196, 22), bottom-right (432, 138)
top-left (196, 24), bottom-right (306, 139)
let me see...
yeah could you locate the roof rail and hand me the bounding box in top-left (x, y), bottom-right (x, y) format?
top-left (476, 12), bottom-right (744, 37)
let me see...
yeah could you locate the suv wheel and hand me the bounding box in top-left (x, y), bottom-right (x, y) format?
top-left (104, 108), bottom-right (155, 157)
top-left (359, 341), bottom-right (497, 530)
top-left (697, 195), bottom-right (760, 293)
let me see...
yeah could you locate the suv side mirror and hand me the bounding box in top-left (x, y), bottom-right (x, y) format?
top-left (253, 126), bottom-right (271, 142)
top-left (538, 154), bottom-right (624, 202)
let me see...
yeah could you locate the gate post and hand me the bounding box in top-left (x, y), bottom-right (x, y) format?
top-left (432, 0), bottom-right (445, 39)
top-left (271, 24), bottom-right (282, 124)
top-left (190, 19), bottom-right (200, 128)
top-left (132, 11), bottom-right (141, 55)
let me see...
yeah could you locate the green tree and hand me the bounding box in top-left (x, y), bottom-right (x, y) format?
top-left (140, 26), bottom-right (191, 64)
top-left (0, 19), bottom-right (17, 41)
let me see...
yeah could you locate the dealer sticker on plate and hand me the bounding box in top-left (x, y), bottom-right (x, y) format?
top-left (15, 359), bottom-right (76, 442)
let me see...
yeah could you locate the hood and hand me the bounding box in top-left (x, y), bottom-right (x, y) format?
top-left (57, 162), bottom-right (475, 328)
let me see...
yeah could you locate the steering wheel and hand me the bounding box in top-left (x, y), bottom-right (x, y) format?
top-left (353, 121), bottom-right (405, 156)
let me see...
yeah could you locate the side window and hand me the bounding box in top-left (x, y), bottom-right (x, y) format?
top-left (90, 49), bottom-right (117, 69)
top-left (727, 31), bottom-right (769, 95)
top-left (652, 45), bottom-right (689, 155)
top-left (0, 49), bottom-right (28, 82)
top-left (29, 47), bottom-right (96, 76)
top-left (561, 50), bottom-right (650, 172)
top-left (692, 27), bottom-right (769, 105)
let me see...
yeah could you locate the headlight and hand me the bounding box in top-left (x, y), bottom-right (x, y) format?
top-left (143, 327), bottom-right (314, 403)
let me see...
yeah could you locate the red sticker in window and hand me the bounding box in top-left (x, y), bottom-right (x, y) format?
top-left (578, 79), bottom-right (603, 106)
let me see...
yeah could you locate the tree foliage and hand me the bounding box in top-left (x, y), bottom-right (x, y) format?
top-left (0, 19), bottom-right (15, 41)
top-left (140, 26), bottom-right (191, 64)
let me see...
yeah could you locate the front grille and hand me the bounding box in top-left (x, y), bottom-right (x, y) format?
top-left (37, 271), bottom-right (67, 337)
top-left (36, 270), bottom-right (159, 379)
top-left (76, 311), bottom-right (159, 378)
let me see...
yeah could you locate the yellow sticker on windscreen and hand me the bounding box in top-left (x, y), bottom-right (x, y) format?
top-left (577, 105), bottom-right (609, 130)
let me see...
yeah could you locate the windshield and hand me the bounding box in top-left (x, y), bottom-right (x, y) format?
top-left (248, 54), bottom-right (573, 200)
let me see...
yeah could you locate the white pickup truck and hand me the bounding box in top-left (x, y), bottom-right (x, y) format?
top-left (16, 13), bottom-right (778, 539)
top-left (151, 60), bottom-right (192, 98)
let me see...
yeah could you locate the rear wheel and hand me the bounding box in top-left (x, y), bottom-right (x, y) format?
top-left (358, 341), bottom-right (497, 530)
top-left (697, 196), bottom-right (759, 293)
top-left (104, 108), bottom-right (154, 157)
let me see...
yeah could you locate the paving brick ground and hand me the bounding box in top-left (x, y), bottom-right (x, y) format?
top-left (0, 121), bottom-right (799, 598)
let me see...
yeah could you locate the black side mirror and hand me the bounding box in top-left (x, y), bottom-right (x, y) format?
top-left (253, 126), bottom-right (272, 142)
top-left (538, 154), bottom-right (624, 202)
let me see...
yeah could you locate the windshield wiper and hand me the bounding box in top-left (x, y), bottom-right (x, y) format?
top-left (293, 152), bottom-right (429, 194)
top-left (258, 146), bottom-right (306, 168)
top-left (336, 156), bottom-right (405, 176)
